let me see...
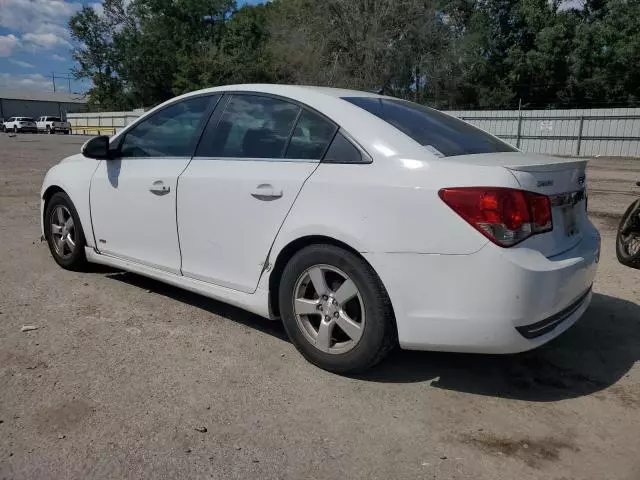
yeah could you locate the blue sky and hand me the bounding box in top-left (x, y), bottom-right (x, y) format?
top-left (0, 0), bottom-right (263, 94)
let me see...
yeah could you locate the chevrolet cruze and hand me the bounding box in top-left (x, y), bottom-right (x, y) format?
top-left (41, 84), bottom-right (600, 373)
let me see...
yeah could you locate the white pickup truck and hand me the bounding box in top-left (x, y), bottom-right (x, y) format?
top-left (36, 116), bottom-right (71, 134)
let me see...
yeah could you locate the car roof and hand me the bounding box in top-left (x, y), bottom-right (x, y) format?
top-left (180, 83), bottom-right (383, 101)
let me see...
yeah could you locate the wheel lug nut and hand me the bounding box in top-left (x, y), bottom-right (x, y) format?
top-left (322, 295), bottom-right (328, 301)
top-left (324, 316), bottom-right (330, 321)
top-left (317, 304), bottom-right (322, 311)
top-left (333, 312), bottom-right (339, 318)
top-left (333, 300), bottom-right (338, 306)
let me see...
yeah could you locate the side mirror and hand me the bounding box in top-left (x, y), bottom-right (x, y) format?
top-left (81, 136), bottom-right (112, 159)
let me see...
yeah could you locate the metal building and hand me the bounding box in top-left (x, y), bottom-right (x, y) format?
top-left (0, 90), bottom-right (87, 120)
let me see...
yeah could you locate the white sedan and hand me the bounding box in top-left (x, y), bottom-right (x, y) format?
top-left (41, 84), bottom-right (600, 373)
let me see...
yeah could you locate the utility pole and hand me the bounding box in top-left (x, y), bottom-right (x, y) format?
top-left (68, 76), bottom-right (71, 93)
top-left (52, 73), bottom-right (56, 93)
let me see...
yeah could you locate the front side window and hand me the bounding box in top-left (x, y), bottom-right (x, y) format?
top-left (343, 97), bottom-right (517, 157)
top-left (203, 95), bottom-right (300, 159)
top-left (285, 110), bottom-right (337, 160)
top-left (119, 95), bottom-right (217, 158)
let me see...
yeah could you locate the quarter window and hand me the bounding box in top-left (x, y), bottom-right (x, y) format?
top-left (285, 110), bottom-right (337, 160)
top-left (323, 132), bottom-right (366, 164)
top-left (119, 95), bottom-right (217, 158)
top-left (203, 95), bottom-right (300, 159)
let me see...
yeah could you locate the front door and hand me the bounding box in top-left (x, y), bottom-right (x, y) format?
top-left (90, 94), bottom-right (218, 274)
top-left (177, 94), bottom-right (338, 293)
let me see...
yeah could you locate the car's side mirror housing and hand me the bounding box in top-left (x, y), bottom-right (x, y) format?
top-left (81, 136), bottom-right (113, 159)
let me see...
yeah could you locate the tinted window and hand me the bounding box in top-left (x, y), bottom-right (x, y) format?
top-left (285, 110), bottom-right (337, 160)
top-left (343, 97), bottom-right (517, 157)
top-left (48, 117), bottom-right (62, 122)
top-left (120, 95), bottom-right (216, 158)
top-left (205, 95), bottom-right (300, 158)
top-left (323, 132), bottom-right (365, 164)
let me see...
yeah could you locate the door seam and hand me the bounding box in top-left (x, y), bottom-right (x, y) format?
top-left (252, 161), bottom-right (323, 293)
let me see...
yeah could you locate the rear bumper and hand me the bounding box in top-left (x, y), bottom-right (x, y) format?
top-left (364, 222), bottom-right (600, 354)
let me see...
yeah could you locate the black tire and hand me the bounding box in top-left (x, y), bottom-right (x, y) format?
top-left (46, 125), bottom-right (52, 134)
top-left (279, 244), bottom-right (396, 374)
top-left (616, 199), bottom-right (640, 268)
top-left (13, 126), bottom-right (18, 134)
top-left (44, 192), bottom-right (87, 271)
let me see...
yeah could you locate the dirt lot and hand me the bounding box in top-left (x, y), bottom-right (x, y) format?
top-left (1, 134), bottom-right (639, 480)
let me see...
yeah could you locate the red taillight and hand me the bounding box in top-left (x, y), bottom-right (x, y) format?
top-left (439, 187), bottom-right (553, 247)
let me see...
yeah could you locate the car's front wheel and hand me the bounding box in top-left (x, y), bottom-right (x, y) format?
top-left (44, 192), bottom-right (87, 270)
top-left (279, 244), bottom-right (396, 373)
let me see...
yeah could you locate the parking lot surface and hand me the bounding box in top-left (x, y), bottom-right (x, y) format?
top-left (1, 134), bottom-right (639, 480)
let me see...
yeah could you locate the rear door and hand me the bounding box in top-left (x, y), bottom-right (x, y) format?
top-left (177, 93), bottom-right (338, 293)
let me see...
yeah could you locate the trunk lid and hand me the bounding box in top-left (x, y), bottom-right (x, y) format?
top-left (449, 153), bottom-right (588, 257)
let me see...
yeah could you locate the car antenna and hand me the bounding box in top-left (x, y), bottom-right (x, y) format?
top-left (374, 75), bottom-right (393, 95)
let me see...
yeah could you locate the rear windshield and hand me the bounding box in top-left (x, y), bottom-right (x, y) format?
top-left (19, 117), bottom-right (35, 121)
top-left (343, 97), bottom-right (517, 157)
top-left (47, 117), bottom-right (62, 122)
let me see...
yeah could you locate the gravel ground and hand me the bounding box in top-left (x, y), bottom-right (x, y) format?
top-left (1, 134), bottom-right (639, 480)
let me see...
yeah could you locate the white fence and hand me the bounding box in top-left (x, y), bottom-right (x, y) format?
top-left (67, 110), bottom-right (143, 136)
top-left (447, 107), bottom-right (640, 157)
top-left (68, 106), bottom-right (640, 158)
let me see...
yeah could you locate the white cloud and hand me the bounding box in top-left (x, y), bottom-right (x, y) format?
top-left (0, 73), bottom-right (53, 92)
top-left (52, 54), bottom-right (67, 61)
top-left (0, 0), bottom-right (82, 34)
top-left (558, 0), bottom-right (585, 10)
top-left (91, 2), bottom-right (104, 16)
top-left (8, 58), bottom-right (35, 69)
top-left (23, 32), bottom-right (72, 50)
top-left (0, 34), bottom-right (19, 57)
top-left (0, 0), bottom-right (81, 51)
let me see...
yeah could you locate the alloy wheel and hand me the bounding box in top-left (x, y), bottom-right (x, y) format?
top-left (50, 205), bottom-right (76, 259)
top-left (293, 264), bottom-right (365, 354)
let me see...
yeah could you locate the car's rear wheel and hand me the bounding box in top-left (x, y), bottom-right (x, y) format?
top-left (44, 192), bottom-right (87, 271)
top-left (13, 126), bottom-right (18, 134)
top-left (279, 244), bottom-right (396, 373)
top-left (46, 125), bottom-right (52, 134)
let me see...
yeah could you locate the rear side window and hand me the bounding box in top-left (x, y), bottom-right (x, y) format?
top-left (343, 97), bottom-right (517, 157)
top-left (204, 95), bottom-right (300, 159)
top-left (285, 110), bottom-right (337, 160)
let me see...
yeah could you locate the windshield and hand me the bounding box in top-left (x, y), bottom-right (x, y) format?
top-left (48, 117), bottom-right (62, 122)
top-left (19, 117), bottom-right (35, 122)
top-left (343, 97), bottom-right (517, 157)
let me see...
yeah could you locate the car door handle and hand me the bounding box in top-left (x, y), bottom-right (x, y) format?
top-left (251, 184), bottom-right (283, 200)
top-left (149, 181), bottom-right (170, 195)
